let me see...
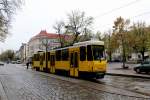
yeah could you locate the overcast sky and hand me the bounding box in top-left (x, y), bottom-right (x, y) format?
top-left (0, 0), bottom-right (150, 53)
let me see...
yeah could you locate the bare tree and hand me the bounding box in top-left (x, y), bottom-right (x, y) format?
top-left (78, 28), bottom-right (92, 42)
top-left (39, 35), bottom-right (50, 72)
top-left (53, 20), bottom-right (65, 47)
top-left (65, 10), bottom-right (93, 45)
top-left (95, 31), bottom-right (103, 40)
top-left (0, 0), bottom-right (23, 42)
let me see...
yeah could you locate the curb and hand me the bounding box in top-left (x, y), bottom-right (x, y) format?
top-left (106, 73), bottom-right (150, 79)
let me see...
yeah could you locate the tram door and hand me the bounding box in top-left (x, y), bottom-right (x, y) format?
top-left (70, 52), bottom-right (79, 77)
top-left (50, 55), bottom-right (55, 73)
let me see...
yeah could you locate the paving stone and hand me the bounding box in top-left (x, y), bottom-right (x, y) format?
top-left (0, 64), bottom-right (149, 100)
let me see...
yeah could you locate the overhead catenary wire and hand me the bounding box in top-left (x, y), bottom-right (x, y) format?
top-left (94, 11), bottom-right (150, 32)
top-left (129, 11), bottom-right (150, 19)
top-left (94, 0), bottom-right (141, 19)
top-left (93, 0), bottom-right (143, 31)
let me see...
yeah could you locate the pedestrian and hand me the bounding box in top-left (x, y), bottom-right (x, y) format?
top-left (26, 61), bottom-right (29, 69)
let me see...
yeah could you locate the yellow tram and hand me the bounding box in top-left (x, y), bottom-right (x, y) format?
top-left (32, 40), bottom-right (107, 78)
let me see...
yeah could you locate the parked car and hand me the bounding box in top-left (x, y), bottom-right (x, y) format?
top-left (16, 60), bottom-right (21, 64)
top-left (0, 61), bottom-right (4, 66)
top-left (11, 61), bottom-right (17, 64)
top-left (134, 60), bottom-right (150, 74)
top-left (127, 59), bottom-right (142, 64)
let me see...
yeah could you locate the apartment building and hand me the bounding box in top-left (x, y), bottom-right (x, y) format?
top-left (27, 30), bottom-right (61, 58)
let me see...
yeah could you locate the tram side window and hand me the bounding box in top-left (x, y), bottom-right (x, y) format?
top-left (40, 54), bottom-right (42, 61)
top-left (93, 45), bottom-right (104, 60)
top-left (34, 54), bottom-right (39, 61)
top-left (80, 46), bottom-right (86, 61)
top-left (70, 53), bottom-right (73, 66)
top-left (43, 53), bottom-right (45, 60)
top-left (33, 54), bottom-right (36, 61)
top-left (50, 55), bottom-right (55, 66)
top-left (74, 52), bottom-right (78, 67)
top-left (56, 50), bottom-right (61, 61)
top-left (87, 45), bottom-right (93, 61)
top-left (47, 52), bottom-right (50, 61)
top-left (62, 49), bottom-right (69, 61)
top-left (37, 54), bottom-right (39, 61)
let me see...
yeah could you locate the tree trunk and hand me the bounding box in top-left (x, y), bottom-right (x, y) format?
top-left (109, 51), bottom-right (112, 62)
top-left (122, 49), bottom-right (126, 68)
top-left (108, 35), bottom-right (112, 62)
top-left (45, 47), bottom-right (48, 73)
top-left (122, 40), bottom-right (127, 69)
top-left (72, 33), bottom-right (79, 45)
top-left (141, 51), bottom-right (145, 62)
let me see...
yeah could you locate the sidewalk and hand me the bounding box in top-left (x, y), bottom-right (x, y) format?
top-left (106, 62), bottom-right (150, 79)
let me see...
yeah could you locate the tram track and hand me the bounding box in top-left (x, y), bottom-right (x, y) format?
top-left (12, 65), bottom-right (150, 99)
top-left (86, 78), bottom-right (150, 97)
top-left (30, 70), bottom-right (150, 99)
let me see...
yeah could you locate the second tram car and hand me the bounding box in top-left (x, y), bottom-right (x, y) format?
top-left (32, 40), bottom-right (107, 78)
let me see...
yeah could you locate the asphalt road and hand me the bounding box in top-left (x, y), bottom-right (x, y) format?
top-left (0, 64), bottom-right (150, 100)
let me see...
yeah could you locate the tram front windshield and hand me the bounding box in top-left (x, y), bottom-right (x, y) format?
top-left (92, 45), bottom-right (104, 60)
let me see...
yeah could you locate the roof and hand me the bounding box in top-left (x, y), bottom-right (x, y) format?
top-left (29, 30), bottom-right (58, 42)
top-left (28, 30), bottom-right (72, 43)
top-left (50, 40), bottom-right (104, 52)
top-left (73, 40), bottom-right (104, 46)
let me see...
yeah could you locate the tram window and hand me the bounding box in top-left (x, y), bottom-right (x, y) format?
top-left (35, 54), bottom-right (37, 60)
top-left (33, 54), bottom-right (36, 60)
top-left (74, 52), bottom-right (78, 67)
top-left (56, 50), bottom-right (61, 61)
top-left (40, 54), bottom-right (42, 60)
top-left (62, 49), bottom-right (69, 61)
top-left (34, 54), bottom-right (37, 61)
top-left (70, 53), bottom-right (73, 66)
top-left (37, 54), bottom-right (40, 61)
top-left (50, 55), bottom-right (55, 66)
top-left (80, 46), bottom-right (86, 61)
top-left (35, 54), bottom-right (39, 61)
top-left (87, 45), bottom-right (93, 61)
top-left (43, 53), bottom-right (45, 60)
top-left (34, 55), bottom-right (36, 60)
top-left (47, 52), bottom-right (50, 61)
top-left (93, 45), bottom-right (104, 60)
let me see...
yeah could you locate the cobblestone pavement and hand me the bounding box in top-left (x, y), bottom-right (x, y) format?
top-left (100, 76), bottom-right (150, 96)
top-left (0, 64), bottom-right (150, 100)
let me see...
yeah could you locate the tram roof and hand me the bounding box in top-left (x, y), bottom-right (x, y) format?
top-left (50, 40), bottom-right (104, 51)
top-left (34, 40), bottom-right (104, 54)
top-left (73, 40), bottom-right (104, 46)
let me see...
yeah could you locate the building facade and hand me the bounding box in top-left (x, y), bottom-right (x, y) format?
top-left (27, 30), bottom-right (61, 59)
top-left (18, 30), bottom-right (72, 62)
